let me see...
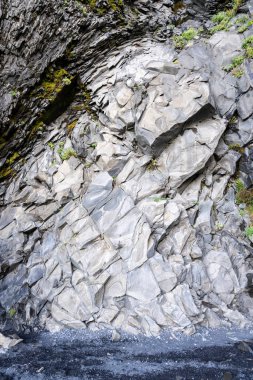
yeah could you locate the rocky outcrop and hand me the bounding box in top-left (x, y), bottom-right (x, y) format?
top-left (0, 333), bottom-right (22, 351)
top-left (1, 0), bottom-right (253, 336)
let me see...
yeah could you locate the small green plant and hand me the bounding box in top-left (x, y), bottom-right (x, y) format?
top-left (9, 308), bottom-right (16, 318)
top-left (239, 209), bottom-right (246, 217)
top-left (235, 179), bottom-right (253, 221)
top-left (147, 159), bottom-right (158, 171)
top-left (62, 77), bottom-right (72, 85)
top-left (35, 68), bottom-right (73, 101)
top-left (215, 222), bottom-right (224, 231)
top-left (242, 35), bottom-right (253, 49)
top-left (235, 15), bottom-right (249, 25)
top-left (229, 115), bottom-right (238, 124)
top-left (89, 143), bottom-right (97, 149)
top-left (173, 28), bottom-right (198, 49)
top-left (10, 89), bottom-right (20, 97)
top-left (81, 6), bottom-right (87, 15)
top-left (235, 178), bottom-right (245, 193)
top-left (84, 162), bottom-right (92, 168)
top-left (232, 67), bottom-right (244, 78)
top-left (58, 144), bottom-right (77, 160)
top-left (246, 47), bottom-right (253, 59)
top-left (212, 11), bottom-right (228, 24)
top-left (223, 55), bottom-right (245, 77)
top-left (245, 226), bottom-right (253, 238)
top-left (50, 159), bottom-right (57, 167)
top-left (211, 13), bottom-right (231, 33)
top-left (153, 196), bottom-right (167, 202)
top-left (242, 36), bottom-right (253, 59)
top-left (228, 144), bottom-right (244, 153)
top-left (223, 33), bottom-right (253, 76)
top-left (236, 16), bottom-right (253, 33)
top-left (66, 120), bottom-right (77, 134)
top-left (238, 22), bottom-right (250, 33)
top-left (236, 188), bottom-right (253, 205)
top-left (48, 142), bottom-right (55, 149)
top-left (211, 0), bottom-right (243, 34)
top-left (232, 55), bottom-right (245, 66)
top-left (6, 152), bottom-right (20, 165)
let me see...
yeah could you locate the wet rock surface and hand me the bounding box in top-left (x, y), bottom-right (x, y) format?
top-left (0, 0), bottom-right (253, 338)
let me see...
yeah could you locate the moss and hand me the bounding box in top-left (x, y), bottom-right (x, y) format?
top-left (0, 150), bottom-right (21, 181)
top-left (7, 152), bottom-right (20, 165)
top-left (153, 196), bottom-right (167, 202)
top-left (235, 179), bottom-right (245, 193)
top-left (242, 36), bottom-right (253, 49)
top-left (9, 308), bottom-right (16, 318)
top-left (1, 63), bottom-right (78, 182)
top-left (228, 144), bottom-right (244, 153)
top-left (211, 16), bottom-right (231, 33)
top-left (234, 179), bottom-right (253, 221)
top-left (227, 0), bottom-right (243, 17)
top-left (212, 11), bottom-right (228, 24)
top-left (0, 166), bottom-right (14, 180)
top-left (147, 159), bottom-right (158, 171)
top-left (232, 55), bottom-right (245, 66)
top-left (71, 103), bottom-right (86, 111)
top-left (238, 19), bottom-right (253, 33)
top-left (173, 27), bottom-right (198, 49)
top-left (245, 226), bottom-right (253, 238)
top-left (67, 120), bottom-right (78, 134)
top-left (236, 15), bottom-right (249, 24)
top-left (172, 0), bottom-right (185, 13)
top-left (231, 67), bottom-right (244, 78)
top-left (80, 0), bottom-right (124, 14)
top-left (108, 0), bottom-right (123, 12)
top-left (76, 85), bottom-right (97, 119)
top-left (34, 67), bottom-right (74, 101)
top-left (84, 162), bottom-right (92, 168)
top-left (211, 0), bottom-right (243, 34)
top-left (246, 47), bottom-right (253, 59)
top-left (223, 55), bottom-right (245, 77)
top-left (10, 89), bottom-right (20, 98)
top-left (215, 222), bottom-right (224, 231)
top-left (222, 36), bottom-right (253, 78)
top-left (58, 142), bottom-right (77, 160)
top-left (0, 136), bottom-right (7, 151)
top-left (222, 31), bottom-right (253, 76)
top-left (236, 189), bottom-right (253, 205)
top-left (224, 55), bottom-right (245, 71)
top-left (29, 121), bottom-right (45, 139)
top-left (229, 115), bottom-right (238, 124)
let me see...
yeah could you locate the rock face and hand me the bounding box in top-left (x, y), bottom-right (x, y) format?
top-left (0, 0), bottom-right (253, 336)
top-left (0, 333), bottom-right (22, 351)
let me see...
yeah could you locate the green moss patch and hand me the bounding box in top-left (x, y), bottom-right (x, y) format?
top-left (37, 68), bottom-right (74, 101)
top-left (173, 27), bottom-right (198, 49)
top-left (211, 0), bottom-right (243, 34)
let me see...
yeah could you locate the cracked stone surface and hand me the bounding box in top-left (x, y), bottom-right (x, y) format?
top-left (0, 0), bottom-right (253, 337)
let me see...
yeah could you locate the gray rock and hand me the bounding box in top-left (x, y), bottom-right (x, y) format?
top-left (127, 264), bottom-right (160, 302)
top-left (1, 3), bottom-right (253, 336)
top-left (136, 75), bottom-right (210, 154)
top-left (0, 333), bottom-right (22, 350)
top-left (158, 112), bottom-right (226, 189)
top-left (237, 90), bottom-right (253, 120)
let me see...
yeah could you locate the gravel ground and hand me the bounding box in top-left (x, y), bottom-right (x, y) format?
top-left (0, 328), bottom-right (253, 380)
